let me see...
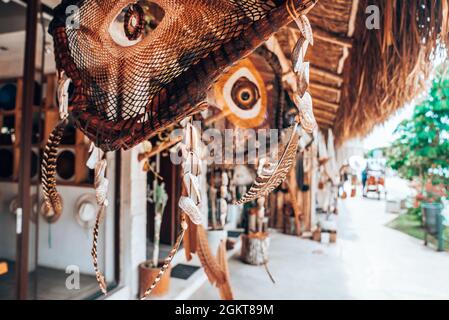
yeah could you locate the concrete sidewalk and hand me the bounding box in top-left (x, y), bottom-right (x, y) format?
top-left (191, 197), bottom-right (449, 300)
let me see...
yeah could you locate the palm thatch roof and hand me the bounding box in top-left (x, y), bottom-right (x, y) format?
top-left (276, 0), bottom-right (448, 144)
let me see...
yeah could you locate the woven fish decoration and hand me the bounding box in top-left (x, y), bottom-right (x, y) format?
top-left (45, 0), bottom-right (318, 296)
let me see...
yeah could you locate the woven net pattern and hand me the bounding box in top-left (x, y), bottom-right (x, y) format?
top-left (50, 0), bottom-right (313, 151)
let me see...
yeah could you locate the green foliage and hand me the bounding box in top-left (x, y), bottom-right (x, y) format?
top-left (386, 67), bottom-right (449, 187)
top-left (407, 206), bottom-right (422, 220)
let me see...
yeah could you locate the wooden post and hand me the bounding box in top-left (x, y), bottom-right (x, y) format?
top-left (16, 0), bottom-right (39, 300)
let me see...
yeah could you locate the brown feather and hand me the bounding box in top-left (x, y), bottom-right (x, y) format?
top-left (183, 216), bottom-right (198, 261)
top-left (217, 240), bottom-right (234, 300)
top-left (235, 123), bottom-right (301, 205)
top-left (196, 225), bottom-right (226, 286)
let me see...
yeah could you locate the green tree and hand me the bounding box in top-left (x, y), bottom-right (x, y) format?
top-left (387, 66), bottom-right (449, 202)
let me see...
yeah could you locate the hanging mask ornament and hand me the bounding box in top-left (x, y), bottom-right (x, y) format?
top-left (46, 0), bottom-right (317, 295)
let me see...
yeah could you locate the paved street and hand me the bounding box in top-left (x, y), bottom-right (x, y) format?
top-left (192, 195), bottom-right (449, 300)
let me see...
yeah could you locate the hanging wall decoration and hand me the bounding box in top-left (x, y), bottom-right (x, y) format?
top-left (46, 0), bottom-right (318, 296)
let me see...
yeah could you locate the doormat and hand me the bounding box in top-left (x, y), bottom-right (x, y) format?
top-left (170, 264), bottom-right (200, 280)
top-left (227, 230), bottom-right (244, 238)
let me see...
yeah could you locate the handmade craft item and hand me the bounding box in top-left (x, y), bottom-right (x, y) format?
top-left (45, 0), bottom-right (318, 295)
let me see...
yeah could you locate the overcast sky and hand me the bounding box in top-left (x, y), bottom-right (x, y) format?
top-left (363, 103), bottom-right (415, 150)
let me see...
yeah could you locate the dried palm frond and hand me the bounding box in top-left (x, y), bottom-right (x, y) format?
top-left (235, 123), bottom-right (301, 205)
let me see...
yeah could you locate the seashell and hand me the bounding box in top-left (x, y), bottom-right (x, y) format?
top-left (291, 37), bottom-right (308, 74)
top-left (182, 173), bottom-right (202, 204)
top-left (221, 172), bottom-right (229, 186)
top-left (183, 151), bottom-right (202, 176)
top-left (293, 92), bottom-right (317, 134)
top-left (86, 144), bottom-right (102, 169)
top-left (296, 62), bottom-right (310, 97)
top-left (294, 15), bottom-right (314, 46)
top-left (178, 196), bottom-right (202, 225)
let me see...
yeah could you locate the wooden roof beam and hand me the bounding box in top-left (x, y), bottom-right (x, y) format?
top-left (310, 66), bottom-right (344, 86)
top-left (313, 109), bottom-right (336, 122)
top-left (313, 97), bottom-right (340, 112)
top-left (313, 27), bottom-right (353, 49)
top-left (309, 82), bottom-right (342, 103)
top-left (289, 24), bottom-right (353, 48)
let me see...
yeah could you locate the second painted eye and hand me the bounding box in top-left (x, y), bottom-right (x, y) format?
top-left (124, 4), bottom-right (145, 41)
top-left (109, 2), bottom-right (164, 47)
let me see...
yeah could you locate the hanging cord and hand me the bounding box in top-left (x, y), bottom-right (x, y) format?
top-left (89, 149), bottom-right (109, 295)
top-left (141, 214), bottom-right (188, 300)
top-left (286, 0), bottom-right (300, 21)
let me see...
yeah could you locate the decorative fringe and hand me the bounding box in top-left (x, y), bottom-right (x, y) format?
top-left (41, 119), bottom-right (67, 220)
top-left (183, 216), bottom-right (198, 261)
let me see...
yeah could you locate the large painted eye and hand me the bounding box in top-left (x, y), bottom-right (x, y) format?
top-left (231, 77), bottom-right (260, 111)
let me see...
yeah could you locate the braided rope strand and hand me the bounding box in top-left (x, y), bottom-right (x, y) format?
top-left (141, 216), bottom-right (188, 300)
top-left (91, 204), bottom-right (107, 294)
top-left (41, 119), bottom-right (67, 216)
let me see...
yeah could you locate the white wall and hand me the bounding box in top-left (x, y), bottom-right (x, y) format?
top-left (0, 153), bottom-right (116, 281)
top-left (108, 147), bottom-right (147, 300)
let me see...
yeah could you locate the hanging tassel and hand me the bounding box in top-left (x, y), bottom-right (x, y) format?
top-left (42, 71), bottom-right (71, 222)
